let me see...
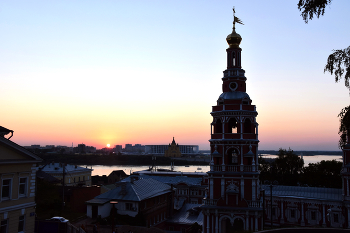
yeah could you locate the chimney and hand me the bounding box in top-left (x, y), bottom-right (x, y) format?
top-left (0, 126), bottom-right (13, 139)
top-left (119, 183), bottom-right (127, 195)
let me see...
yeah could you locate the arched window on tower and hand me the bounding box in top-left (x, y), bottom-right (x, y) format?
top-left (227, 118), bottom-right (238, 134)
top-left (214, 119), bottom-right (222, 134)
top-left (227, 148), bottom-right (239, 165)
top-left (232, 51), bottom-right (236, 66)
top-left (244, 118), bottom-right (252, 133)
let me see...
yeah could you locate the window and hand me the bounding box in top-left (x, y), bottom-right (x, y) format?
top-left (228, 118), bottom-right (238, 134)
top-left (334, 213), bottom-right (339, 223)
top-left (244, 118), bottom-right (252, 133)
top-left (1, 219), bottom-right (8, 233)
top-left (291, 209), bottom-right (295, 218)
top-left (2, 179), bottom-right (11, 200)
top-left (311, 211), bottom-right (316, 220)
top-left (232, 51), bottom-right (236, 66)
top-left (231, 152), bottom-right (238, 164)
top-left (18, 215), bottom-right (25, 233)
top-left (214, 119), bottom-right (222, 134)
top-left (19, 178), bottom-right (27, 197)
top-left (272, 208), bottom-right (276, 216)
top-left (125, 203), bottom-right (133, 211)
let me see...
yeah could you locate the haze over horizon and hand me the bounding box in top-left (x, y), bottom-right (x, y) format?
top-left (1, 1), bottom-right (349, 151)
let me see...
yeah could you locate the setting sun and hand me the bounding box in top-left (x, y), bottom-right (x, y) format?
top-left (107, 144), bottom-right (110, 148)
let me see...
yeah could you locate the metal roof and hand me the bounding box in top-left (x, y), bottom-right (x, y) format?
top-left (167, 203), bottom-right (204, 225)
top-left (122, 175), bottom-right (203, 187)
top-left (262, 185), bottom-right (342, 201)
top-left (40, 163), bottom-right (92, 174)
top-left (91, 178), bottom-right (171, 203)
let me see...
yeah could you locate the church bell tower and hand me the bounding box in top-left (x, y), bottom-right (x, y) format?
top-left (202, 9), bottom-right (263, 232)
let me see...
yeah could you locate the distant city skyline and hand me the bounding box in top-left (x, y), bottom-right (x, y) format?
top-left (1, 1), bottom-right (349, 150)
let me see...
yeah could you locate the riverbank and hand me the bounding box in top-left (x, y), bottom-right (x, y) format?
top-left (38, 153), bottom-right (209, 166)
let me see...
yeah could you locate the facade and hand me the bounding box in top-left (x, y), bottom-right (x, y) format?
top-left (40, 163), bottom-right (93, 186)
top-left (86, 178), bottom-right (174, 227)
top-left (263, 185), bottom-right (346, 228)
top-left (164, 137), bottom-right (182, 158)
top-left (145, 144), bottom-right (199, 155)
top-left (107, 170), bottom-right (127, 184)
top-left (201, 10), bottom-right (263, 232)
top-left (123, 175), bottom-right (207, 206)
top-left (0, 126), bottom-right (42, 233)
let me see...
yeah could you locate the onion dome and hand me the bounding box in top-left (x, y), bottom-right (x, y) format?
top-left (226, 25), bottom-right (242, 48)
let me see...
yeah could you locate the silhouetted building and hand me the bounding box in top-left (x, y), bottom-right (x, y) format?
top-left (164, 137), bottom-right (182, 158)
top-left (108, 170), bottom-right (127, 184)
top-left (40, 163), bottom-right (93, 186)
top-left (77, 143), bottom-right (86, 154)
top-left (201, 10), bottom-right (262, 232)
top-left (115, 145), bottom-right (122, 153)
top-left (86, 178), bottom-right (174, 227)
top-left (145, 144), bottom-right (199, 155)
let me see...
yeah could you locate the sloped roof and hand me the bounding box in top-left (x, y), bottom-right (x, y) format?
top-left (122, 175), bottom-right (203, 187)
top-left (88, 178), bottom-right (171, 203)
top-left (167, 203), bottom-right (204, 225)
top-left (108, 170), bottom-right (127, 177)
top-left (262, 185), bottom-right (342, 201)
top-left (40, 163), bottom-right (92, 174)
top-left (0, 136), bottom-right (42, 163)
top-left (36, 170), bottom-right (60, 183)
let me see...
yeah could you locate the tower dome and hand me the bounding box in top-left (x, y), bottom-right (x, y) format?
top-left (226, 26), bottom-right (242, 48)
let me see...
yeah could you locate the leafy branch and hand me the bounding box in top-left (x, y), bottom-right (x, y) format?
top-left (297, 0), bottom-right (332, 23)
top-left (324, 46), bottom-right (350, 90)
top-left (338, 105), bottom-right (350, 147)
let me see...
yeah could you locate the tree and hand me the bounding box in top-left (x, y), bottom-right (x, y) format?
top-left (273, 148), bottom-right (304, 185)
top-left (301, 160), bottom-right (342, 188)
top-left (298, 0), bottom-right (350, 147)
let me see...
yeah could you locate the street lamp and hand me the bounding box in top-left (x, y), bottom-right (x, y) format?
top-left (110, 200), bottom-right (118, 233)
top-left (264, 180), bottom-right (278, 229)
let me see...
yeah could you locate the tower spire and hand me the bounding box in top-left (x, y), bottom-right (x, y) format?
top-left (227, 7), bottom-right (243, 48)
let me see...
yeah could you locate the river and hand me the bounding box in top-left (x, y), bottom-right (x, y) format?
top-left (86, 154), bottom-right (342, 176)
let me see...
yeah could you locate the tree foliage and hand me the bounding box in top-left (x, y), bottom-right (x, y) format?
top-left (338, 105), bottom-right (350, 147)
top-left (298, 0), bottom-right (350, 148)
top-left (259, 148), bottom-right (342, 188)
top-left (297, 0), bottom-right (332, 23)
top-left (325, 46), bottom-right (350, 92)
top-left (301, 160), bottom-right (342, 188)
top-left (274, 148), bottom-right (304, 186)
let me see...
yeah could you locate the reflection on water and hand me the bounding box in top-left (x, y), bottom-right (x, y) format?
top-left (260, 154), bottom-right (342, 166)
top-left (88, 165), bottom-right (210, 176)
top-left (86, 155), bottom-right (342, 176)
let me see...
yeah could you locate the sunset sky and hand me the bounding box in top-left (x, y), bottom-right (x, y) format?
top-left (1, 1), bottom-right (349, 150)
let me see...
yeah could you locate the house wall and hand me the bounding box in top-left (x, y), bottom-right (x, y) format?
top-left (264, 196), bottom-right (348, 228)
top-left (98, 203), bottom-right (112, 218)
top-left (0, 143), bottom-right (40, 233)
top-left (87, 205), bottom-right (92, 218)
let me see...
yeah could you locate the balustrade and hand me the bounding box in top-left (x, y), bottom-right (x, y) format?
top-left (211, 165), bottom-right (258, 172)
top-left (204, 198), bottom-right (218, 206)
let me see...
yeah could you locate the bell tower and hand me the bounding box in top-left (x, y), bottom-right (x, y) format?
top-left (202, 8), bottom-right (263, 232)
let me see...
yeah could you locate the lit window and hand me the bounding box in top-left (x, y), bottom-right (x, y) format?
top-left (19, 178), bottom-right (27, 197)
top-left (2, 179), bottom-right (11, 200)
top-left (18, 215), bottom-right (25, 233)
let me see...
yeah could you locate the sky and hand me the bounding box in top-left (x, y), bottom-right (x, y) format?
top-left (1, 1), bottom-right (350, 151)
